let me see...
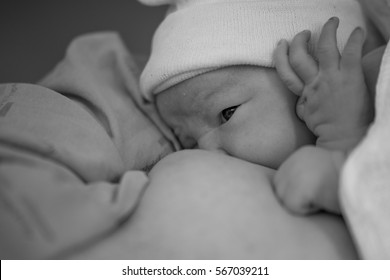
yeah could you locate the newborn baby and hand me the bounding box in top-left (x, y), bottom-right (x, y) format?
top-left (138, 0), bottom-right (379, 214)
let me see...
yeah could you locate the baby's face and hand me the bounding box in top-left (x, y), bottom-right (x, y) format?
top-left (156, 66), bottom-right (315, 169)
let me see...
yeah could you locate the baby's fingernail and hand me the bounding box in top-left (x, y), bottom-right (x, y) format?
top-left (302, 30), bottom-right (311, 37)
top-left (329, 16), bottom-right (339, 25)
top-left (354, 26), bottom-right (365, 39)
top-left (355, 26), bottom-right (363, 34)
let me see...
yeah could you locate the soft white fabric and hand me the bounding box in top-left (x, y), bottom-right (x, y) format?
top-left (0, 32), bottom-right (176, 259)
top-left (340, 41), bottom-right (390, 259)
top-left (139, 0), bottom-right (366, 99)
top-left (39, 32), bottom-right (179, 163)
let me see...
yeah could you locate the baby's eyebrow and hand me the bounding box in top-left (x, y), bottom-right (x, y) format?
top-left (190, 88), bottom-right (220, 113)
top-left (196, 79), bottom-right (234, 105)
top-left (187, 69), bottom-right (240, 113)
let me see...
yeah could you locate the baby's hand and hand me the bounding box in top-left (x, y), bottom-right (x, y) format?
top-left (273, 146), bottom-right (345, 215)
top-left (274, 17), bottom-right (373, 152)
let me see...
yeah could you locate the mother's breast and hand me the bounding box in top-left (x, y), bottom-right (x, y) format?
top-left (71, 150), bottom-right (358, 259)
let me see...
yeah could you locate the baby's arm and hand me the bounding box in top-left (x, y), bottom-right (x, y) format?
top-left (272, 17), bottom-right (373, 215)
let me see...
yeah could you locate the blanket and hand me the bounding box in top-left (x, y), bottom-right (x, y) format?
top-left (0, 32), bottom-right (177, 259)
top-left (341, 40), bottom-right (390, 259)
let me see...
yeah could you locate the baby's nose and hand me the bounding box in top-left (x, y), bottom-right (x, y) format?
top-left (196, 130), bottom-right (225, 154)
top-left (179, 135), bottom-right (197, 149)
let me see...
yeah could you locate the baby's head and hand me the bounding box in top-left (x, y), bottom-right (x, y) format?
top-left (139, 0), bottom-right (366, 169)
top-left (156, 65), bottom-right (316, 168)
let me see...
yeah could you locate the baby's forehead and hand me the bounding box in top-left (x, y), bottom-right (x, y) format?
top-left (157, 65), bottom-right (274, 114)
top-left (173, 66), bottom-right (249, 102)
top-left (158, 68), bottom-right (231, 110)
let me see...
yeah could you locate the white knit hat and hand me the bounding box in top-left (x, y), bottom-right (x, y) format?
top-left (139, 0), bottom-right (366, 100)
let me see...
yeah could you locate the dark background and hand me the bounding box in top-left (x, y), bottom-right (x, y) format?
top-left (0, 0), bottom-right (167, 83)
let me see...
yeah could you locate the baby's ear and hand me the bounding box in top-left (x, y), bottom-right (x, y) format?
top-left (362, 46), bottom-right (386, 98)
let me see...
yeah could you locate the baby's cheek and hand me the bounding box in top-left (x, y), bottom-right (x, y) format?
top-left (229, 126), bottom-right (309, 169)
top-left (218, 132), bottom-right (275, 168)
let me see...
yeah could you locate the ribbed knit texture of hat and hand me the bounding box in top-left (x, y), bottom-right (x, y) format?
top-left (139, 0), bottom-right (365, 100)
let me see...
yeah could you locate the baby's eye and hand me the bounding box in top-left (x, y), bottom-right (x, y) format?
top-left (221, 106), bottom-right (238, 123)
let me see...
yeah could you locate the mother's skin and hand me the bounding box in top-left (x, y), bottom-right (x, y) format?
top-left (72, 150), bottom-right (357, 259)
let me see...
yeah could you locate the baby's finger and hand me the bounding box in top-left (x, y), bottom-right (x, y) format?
top-left (317, 17), bottom-right (341, 70)
top-left (289, 30), bottom-right (318, 83)
top-left (340, 27), bottom-right (365, 71)
top-left (296, 96), bottom-right (306, 121)
top-left (274, 39), bottom-right (304, 95)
